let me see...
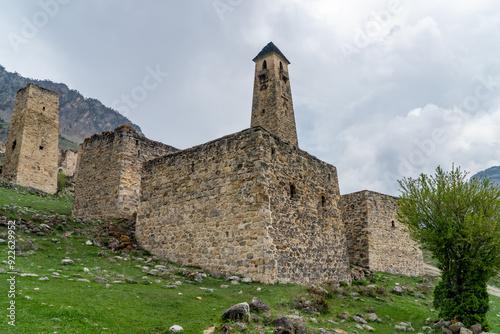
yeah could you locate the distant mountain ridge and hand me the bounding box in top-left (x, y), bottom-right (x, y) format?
top-left (0, 65), bottom-right (143, 144)
top-left (470, 166), bottom-right (500, 186)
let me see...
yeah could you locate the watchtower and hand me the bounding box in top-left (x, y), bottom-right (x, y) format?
top-left (2, 83), bottom-right (59, 194)
top-left (251, 42), bottom-right (299, 148)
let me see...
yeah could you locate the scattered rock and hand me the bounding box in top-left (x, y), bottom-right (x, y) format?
top-left (337, 311), bottom-right (351, 320)
top-left (77, 278), bottom-right (90, 283)
top-left (93, 277), bottom-right (108, 284)
top-left (470, 324), bottom-right (482, 334)
top-left (0, 268), bottom-right (7, 274)
top-left (38, 277), bottom-right (49, 281)
top-left (459, 328), bottom-right (473, 334)
top-left (288, 314), bottom-right (304, 327)
top-left (61, 259), bottom-right (74, 265)
top-left (352, 316), bottom-right (367, 324)
top-left (449, 322), bottom-right (465, 332)
top-left (394, 325), bottom-right (407, 331)
top-left (234, 322), bottom-right (247, 331)
top-left (203, 326), bottom-right (215, 334)
top-left (169, 325), bottom-right (183, 333)
top-left (273, 317), bottom-right (294, 330)
top-left (250, 297), bottom-right (270, 313)
top-left (367, 313), bottom-right (378, 322)
top-left (392, 286), bottom-right (403, 295)
top-left (221, 302), bottom-right (250, 322)
top-left (309, 285), bottom-right (329, 297)
top-left (241, 278), bottom-right (252, 283)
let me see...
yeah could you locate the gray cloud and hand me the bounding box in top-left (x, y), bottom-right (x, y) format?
top-left (1, 0), bottom-right (499, 195)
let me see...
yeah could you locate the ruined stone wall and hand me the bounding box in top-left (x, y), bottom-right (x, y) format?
top-left (341, 191), bottom-right (423, 276)
top-left (58, 148), bottom-right (78, 177)
top-left (137, 127), bottom-right (351, 285)
top-left (2, 84), bottom-right (59, 194)
top-left (72, 125), bottom-right (177, 220)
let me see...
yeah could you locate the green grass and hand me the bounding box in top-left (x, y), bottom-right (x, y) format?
top-left (0, 183), bottom-right (73, 219)
top-left (0, 184), bottom-right (499, 333)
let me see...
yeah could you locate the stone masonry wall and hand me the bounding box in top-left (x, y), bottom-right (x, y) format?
top-left (58, 148), bottom-right (78, 177)
top-left (137, 127), bottom-right (351, 285)
top-left (72, 125), bottom-right (177, 220)
top-left (2, 83), bottom-right (59, 194)
top-left (259, 131), bottom-right (351, 284)
top-left (341, 191), bottom-right (423, 276)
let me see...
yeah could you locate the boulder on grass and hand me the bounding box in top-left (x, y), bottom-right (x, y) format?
top-left (221, 302), bottom-right (250, 322)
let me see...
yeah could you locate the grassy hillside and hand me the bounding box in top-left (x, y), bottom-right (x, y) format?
top-left (0, 184), bottom-right (499, 333)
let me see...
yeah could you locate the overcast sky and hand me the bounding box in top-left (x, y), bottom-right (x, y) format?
top-left (1, 0), bottom-right (500, 196)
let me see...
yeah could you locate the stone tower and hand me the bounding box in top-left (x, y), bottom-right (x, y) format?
top-left (3, 83), bottom-right (59, 194)
top-left (251, 42), bottom-right (299, 148)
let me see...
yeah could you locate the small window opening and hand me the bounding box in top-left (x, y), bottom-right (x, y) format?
top-left (391, 220), bottom-right (396, 228)
top-left (135, 140), bottom-right (139, 145)
top-left (191, 162), bottom-right (195, 173)
top-left (280, 61), bottom-right (283, 70)
top-left (39, 146), bottom-right (44, 150)
top-left (262, 60), bottom-right (267, 70)
top-left (225, 231), bottom-right (229, 238)
top-left (42, 106), bottom-right (45, 111)
top-left (258, 74), bottom-right (267, 83)
top-left (271, 147), bottom-right (276, 160)
top-left (261, 109), bottom-right (265, 114)
top-left (321, 196), bottom-right (326, 208)
top-left (290, 183), bottom-right (296, 199)
top-left (11, 140), bottom-right (16, 150)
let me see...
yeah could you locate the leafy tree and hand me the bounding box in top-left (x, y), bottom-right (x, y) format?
top-left (57, 170), bottom-right (67, 193)
top-left (398, 165), bottom-right (500, 328)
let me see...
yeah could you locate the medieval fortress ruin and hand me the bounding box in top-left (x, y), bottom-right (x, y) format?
top-left (2, 42), bottom-right (423, 284)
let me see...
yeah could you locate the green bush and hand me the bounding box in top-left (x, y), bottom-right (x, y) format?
top-left (57, 170), bottom-right (67, 193)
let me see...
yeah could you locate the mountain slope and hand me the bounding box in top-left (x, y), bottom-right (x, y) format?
top-left (470, 166), bottom-right (500, 186)
top-left (0, 65), bottom-right (143, 144)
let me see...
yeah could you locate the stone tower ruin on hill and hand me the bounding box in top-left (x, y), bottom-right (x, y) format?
top-left (136, 43), bottom-right (352, 285)
top-left (72, 125), bottom-right (177, 220)
top-left (251, 42), bottom-right (298, 148)
top-left (2, 83), bottom-right (59, 194)
top-left (71, 42), bottom-right (423, 284)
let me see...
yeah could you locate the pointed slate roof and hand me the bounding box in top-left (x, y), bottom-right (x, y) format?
top-left (252, 42), bottom-right (290, 64)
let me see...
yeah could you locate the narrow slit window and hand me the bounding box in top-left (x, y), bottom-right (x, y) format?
top-left (321, 196), bottom-right (326, 208)
top-left (391, 220), bottom-right (396, 228)
top-left (290, 184), bottom-right (296, 199)
top-left (262, 60), bottom-right (267, 70)
top-left (11, 140), bottom-right (16, 150)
